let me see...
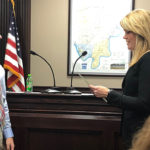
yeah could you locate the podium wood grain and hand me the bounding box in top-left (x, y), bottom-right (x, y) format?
top-left (7, 91), bottom-right (123, 150)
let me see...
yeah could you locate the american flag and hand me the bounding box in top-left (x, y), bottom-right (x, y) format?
top-left (3, 0), bottom-right (25, 92)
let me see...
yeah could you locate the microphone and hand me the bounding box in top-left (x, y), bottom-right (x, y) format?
top-left (30, 50), bottom-right (60, 93)
top-left (65, 51), bottom-right (87, 94)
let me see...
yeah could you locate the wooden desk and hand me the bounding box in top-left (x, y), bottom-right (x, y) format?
top-left (7, 91), bottom-right (123, 150)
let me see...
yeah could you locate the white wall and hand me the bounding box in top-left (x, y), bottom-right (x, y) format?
top-left (31, 0), bottom-right (150, 88)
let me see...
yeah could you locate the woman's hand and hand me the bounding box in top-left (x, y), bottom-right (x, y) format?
top-left (6, 137), bottom-right (15, 150)
top-left (89, 84), bottom-right (109, 98)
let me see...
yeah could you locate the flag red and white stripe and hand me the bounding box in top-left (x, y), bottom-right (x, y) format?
top-left (4, 0), bottom-right (25, 92)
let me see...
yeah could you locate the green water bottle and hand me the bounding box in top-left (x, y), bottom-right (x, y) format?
top-left (26, 74), bottom-right (33, 92)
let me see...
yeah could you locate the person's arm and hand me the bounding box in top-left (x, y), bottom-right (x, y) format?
top-left (90, 54), bottom-right (150, 112)
top-left (107, 54), bottom-right (150, 112)
top-left (1, 67), bottom-right (14, 150)
top-left (2, 99), bottom-right (14, 138)
top-left (1, 68), bottom-right (14, 138)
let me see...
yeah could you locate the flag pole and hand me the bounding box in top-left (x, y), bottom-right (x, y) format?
top-left (10, 0), bottom-right (16, 17)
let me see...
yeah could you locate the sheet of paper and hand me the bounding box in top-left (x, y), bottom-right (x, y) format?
top-left (78, 74), bottom-right (107, 102)
top-left (78, 73), bottom-right (89, 86)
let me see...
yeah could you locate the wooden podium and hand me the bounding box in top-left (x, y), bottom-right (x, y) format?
top-left (7, 90), bottom-right (123, 150)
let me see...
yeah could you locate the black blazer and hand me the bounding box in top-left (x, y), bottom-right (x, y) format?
top-left (107, 52), bottom-right (150, 146)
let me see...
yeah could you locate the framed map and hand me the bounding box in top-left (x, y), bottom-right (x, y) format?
top-left (68, 0), bottom-right (134, 76)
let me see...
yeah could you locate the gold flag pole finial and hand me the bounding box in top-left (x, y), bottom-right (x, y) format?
top-left (10, 0), bottom-right (16, 17)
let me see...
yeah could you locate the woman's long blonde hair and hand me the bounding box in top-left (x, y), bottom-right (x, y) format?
top-left (120, 9), bottom-right (150, 66)
top-left (129, 116), bottom-right (150, 150)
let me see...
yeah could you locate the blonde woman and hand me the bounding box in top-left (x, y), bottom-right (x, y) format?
top-left (89, 9), bottom-right (150, 149)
